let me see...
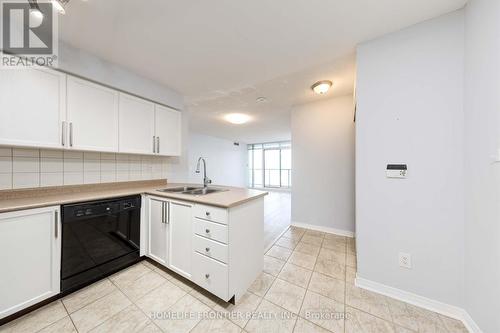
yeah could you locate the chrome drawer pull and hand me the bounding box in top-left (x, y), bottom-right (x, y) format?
top-left (205, 274), bottom-right (210, 279)
top-left (205, 247), bottom-right (210, 252)
top-left (205, 211), bottom-right (210, 216)
top-left (205, 229), bottom-right (210, 233)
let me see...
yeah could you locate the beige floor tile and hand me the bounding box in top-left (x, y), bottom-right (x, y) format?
top-left (346, 266), bottom-right (357, 285)
top-left (267, 245), bottom-right (293, 261)
top-left (275, 236), bottom-right (300, 250)
top-left (308, 272), bottom-right (345, 303)
top-left (244, 299), bottom-right (297, 333)
top-left (138, 322), bottom-right (163, 332)
top-left (402, 303), bottom-right (449, 332)
top-left (263, 255), bottom-right (286, 276)
top-left (314, 257), bottom-right (346, 280)
top-left (248, 273), bottom-right (276, 297)
top-left (278, 263), bottom-right (312, 288)
top-left (191, 317), bottom-right (242, 333)
top-left (89, 304), bottom-right (152, 333)
top-left (295, 242), bottom-right (321, 257)
top-left (300, 234), bottom-right (324, 246)
top-left (141, 260), bottom-right (158, 271)
top-left (304, 230), bottom-right (325, 238)
top-left (345, 306), bottom-right (396, 333)
top-left (345, 284), bottom-right (392, 322)
top-left (324, 233), bottom-right (347, 242)
top-left (62, 278), bottom-right (117, 313)
top-left (346, 253), bottom-right (357, 268)
top-left (288, 251), bottom-right (317, 270)
top-left (70, 290), bottom-right (131, 333)
top-left (322, 238), bottom-right (347, 253)
top-left (318, 248), bottom-right (346, 265)
top-left (283, 229), bottom-right (304, 242)
top-left (135, 280), bottom-right (187, 316)
top-left (0, 300), bottom-right (67, 333)
top-left (214, 292), bottom-right (262, 327)
top-left (168, 274), bottom-right (196, 292)
top-left (299, 291), bottom-right (345, 333)
top-left (190, 286), bottom-right (221, 308)
top-left (152, 294), bottom-right (211, 333)
top-left (264, 279), bottom-right (306, 314)
top-left (110, 263), bottom-right (152, 286)
top-left (393, 325), bottom-right (417, 333)
top-left (293, 317), bottom-right (331, 333)
top-left (117, 270), bottom-right (167, 301)
top-left (438, 314), bottom-right (468, 332)
top-left (37, 316), bottom-right (76, 333)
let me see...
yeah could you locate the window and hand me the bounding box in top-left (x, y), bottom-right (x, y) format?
top-left (248, 141), bottom-right (291, 188)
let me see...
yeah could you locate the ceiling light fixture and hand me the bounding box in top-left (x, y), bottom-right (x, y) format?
top-left (224, 113), bottom-right (252, 125)
top-left (311, 80), bottom-right (333, 95)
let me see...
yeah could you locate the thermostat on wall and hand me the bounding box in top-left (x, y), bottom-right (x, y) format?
top-left (386, 164), bottom-right (408, 178)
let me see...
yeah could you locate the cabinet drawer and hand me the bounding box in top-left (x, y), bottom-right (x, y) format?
top-left (193, 235), bottom-right (228, 263)
top-left (192, 252), bottom-right (228, 300)
top-left (193, 204), bottom-right (227, 225)
top-left (193, 218), bottom-right (228, 244)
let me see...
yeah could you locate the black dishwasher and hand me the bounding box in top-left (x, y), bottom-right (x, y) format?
top-left (61, 195), bottom-right (141, 293)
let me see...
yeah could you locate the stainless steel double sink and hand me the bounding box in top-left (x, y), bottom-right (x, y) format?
top-left (156, 186), bottom-right (227, 196)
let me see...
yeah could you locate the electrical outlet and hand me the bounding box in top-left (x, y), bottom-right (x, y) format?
top-left (399, 252), bottom-right (412, 269)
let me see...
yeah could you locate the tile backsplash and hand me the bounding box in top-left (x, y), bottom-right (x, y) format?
top-left (0, 147), bottom-right (169, 190)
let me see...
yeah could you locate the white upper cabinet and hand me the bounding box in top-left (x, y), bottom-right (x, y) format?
top-left (0, 68), bottom-right (66, 149)
top-left (66, 76), bottom-right (119, 152)
top-left (118, 93), bottom-right (155, 155)
top-left (155, 105), bottom-right (181, 156)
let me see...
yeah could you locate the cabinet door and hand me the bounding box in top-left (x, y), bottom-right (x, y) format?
top-left (147, 198), bottom-right (168, 265)
top-left (118, 93), bottom-right (155, 155)
top-left (67, 76), bottom-right (119, 152)
top-left (0, 206), bottom-right (61, 319)
top-left (168, 201), bottom-right (193, 277)
top-left (0, 68), bottom-right (66, 149)
top-left (155, 105), bottom-right (181, 156)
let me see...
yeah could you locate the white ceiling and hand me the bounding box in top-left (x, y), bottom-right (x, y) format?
top-left (59, 0), bottom-right (466, 143)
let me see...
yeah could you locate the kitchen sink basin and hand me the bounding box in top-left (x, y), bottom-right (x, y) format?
top-left (157, 186), bottom-right (202, 193)
top-left (156, 186), bottom-right (227, 196)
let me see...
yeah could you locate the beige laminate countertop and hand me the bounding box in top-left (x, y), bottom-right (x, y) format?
top-left (0, 180), bottom-right (268, 213)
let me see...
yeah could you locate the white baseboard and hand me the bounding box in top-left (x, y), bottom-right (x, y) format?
top-left (355, 276), bottom-right (483, 333)
top-left (291, 221), bottom-right (355, 238)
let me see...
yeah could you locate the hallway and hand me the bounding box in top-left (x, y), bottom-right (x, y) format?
top-left (264, 191), bottom-right (291, 250)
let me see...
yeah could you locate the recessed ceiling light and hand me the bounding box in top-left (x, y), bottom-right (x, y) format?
top-left (224, 113), bottom-right (251, 125)
top-left (311, 80), bottom-right (333, 95)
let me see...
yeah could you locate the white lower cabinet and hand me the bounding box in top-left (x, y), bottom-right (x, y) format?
top-left (145, 196), bottom-right (264, 303)
top-left (146, 197), bottom-right (193, 278)
top-left (0, 206), bottom-right (61, 320)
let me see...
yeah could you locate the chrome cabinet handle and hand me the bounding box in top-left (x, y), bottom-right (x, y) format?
top-left (205, 247), bottom-right (210, 252)
top-left (205, 211), bottom-right (210, 217)
top-left (156, 137), bottom-right (160, 154)
top-left (205, 229), bottom-right (210, 233)
top-left (62, 122), bottom-right (66, 146)
top-left (165, 202), bottom-right (170, 224)
top-left (153, 136), bottom-right (156, 153)
top-left (161, 202), bottom-right (165, 223)
top-left (69, 122), bottom-right (73, 147)
top-left (205, 274), bottom-right (210, 279)
top-left (54, 211), bottom-right (58, 238)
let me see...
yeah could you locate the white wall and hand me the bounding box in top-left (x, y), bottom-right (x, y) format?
top-left (291, 95), bottom-right (355, 234)
top-left (464, 0), bottom-right (500, 331)
top-left (355, 11), bottom-right (465, 307)
top-left (185, 133), bottom-right (247, 187)
top-left (58, 42), bottom-right (183, 110)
